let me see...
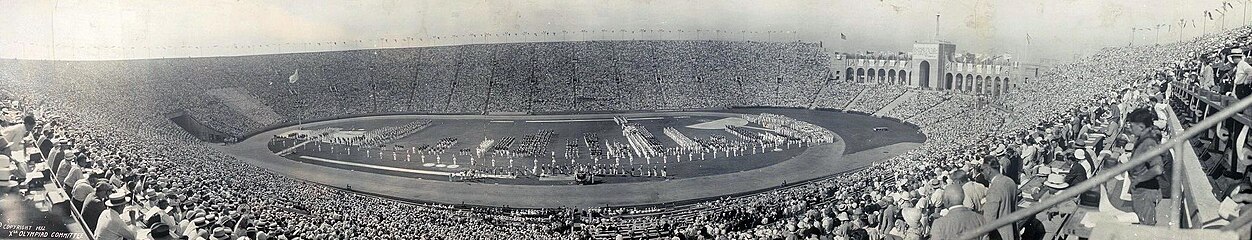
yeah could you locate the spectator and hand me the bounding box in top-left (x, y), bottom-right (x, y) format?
top-left (953, 169), bottom-right (986, 213)
top-left (929, 185), bottom-right (985, 240)
top-left (95, 191), bottom-right (138, 240)
top-left (981, 157), bottom-right (1019, 240)
top-left (1235, 46), bottom-right (1252, 99)
top-left (1126, 108), bottom-right (1164, 226)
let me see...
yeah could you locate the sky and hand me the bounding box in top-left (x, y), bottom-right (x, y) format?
top-left (0, 0), bottom-right (1247, 62)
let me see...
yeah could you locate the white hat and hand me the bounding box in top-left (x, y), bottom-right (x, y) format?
top-left (1074, 149), bottom-right (1087, 160)
top-left (989, 144), bottom-right (1007, 156)
top-left (1043, 173), bottom-right (1069, 189)
top-left (1036, 165), bottom-right (1052, 177)
top-left (1052, 166), bottom-right (1069, 174)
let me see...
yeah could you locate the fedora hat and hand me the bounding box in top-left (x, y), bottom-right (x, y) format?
top-left (148, 223), bottom-right (174, 240)
top-left (211, 227), bottom-right (231, 240)
top-left (192, 217), bottom-right (209, 228)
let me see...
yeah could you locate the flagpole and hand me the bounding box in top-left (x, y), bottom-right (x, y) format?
top-left (935, 13), bottom-right (941, 42)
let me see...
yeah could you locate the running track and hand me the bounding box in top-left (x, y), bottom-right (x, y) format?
top-left (215, 111), bottom-right (921, 208)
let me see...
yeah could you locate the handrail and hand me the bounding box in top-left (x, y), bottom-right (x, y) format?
top-left (1174, 82), bottom-right (1252, 126)
top-left (1171, 82), bottom-right (1238, 229)
top-left (1171, 122), bottom-right (1184, 230)
top-left (958, 93), bottom-right (1252, 240)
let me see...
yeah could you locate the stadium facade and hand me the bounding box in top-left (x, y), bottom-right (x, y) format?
top-left (832, 42), bottom-right (1031, 97)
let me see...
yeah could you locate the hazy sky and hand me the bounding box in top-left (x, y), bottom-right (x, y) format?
top-left (0, 0), bottom-right (1245, 62)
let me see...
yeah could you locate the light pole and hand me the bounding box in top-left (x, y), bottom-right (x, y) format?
top-left (1130, 27), bottom-right (1136, 46)
top-left (1155, 25), bottom-right (1161, 45)
top-left (1204, 12), bottom-right (1210, 36)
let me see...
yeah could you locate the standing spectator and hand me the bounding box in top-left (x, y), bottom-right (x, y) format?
top-left (1235, 46), bottom-right (1252, 99)
top-left (929, 185), bottom-right (985, 240)
top-left (953, 169), bottom-right (986, 213)
top-left (37, 130), bottom-right (52, 160)
top-left (1, 115), bottom-right (32, 179)
top-left (1126, 108), bottom-right (1164, 226)
top-left (1218, 48), bottom-right (1242, 95)
top-left (1201, 56), bottom-right (1217, 91)
top-left (982, 157), bottom-right (1020, 240)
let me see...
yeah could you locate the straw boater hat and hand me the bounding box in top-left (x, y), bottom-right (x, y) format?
top-left (1044, 172), bottom-right (1069, 189)
top-left (989, 144), bottom-right (1007, 157)
top-left (1036, 165), bottom-right (1052, 177)
top-left (1228, 48), bottom-right (1246, 63)
top-left (104, 192), bottom-right (128, 207)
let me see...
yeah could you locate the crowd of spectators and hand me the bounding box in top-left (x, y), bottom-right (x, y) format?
top-left (3, 31), bottom-right (1250, 240)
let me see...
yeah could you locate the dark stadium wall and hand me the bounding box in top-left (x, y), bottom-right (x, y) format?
top-left (169, 114), bottom-right (232, 143)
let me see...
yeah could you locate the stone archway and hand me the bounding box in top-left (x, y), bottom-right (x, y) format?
top-left (974, 75), bottom-right (983, 94)
top-left (846, 67), bottom-right (855, 81)
top-left (945, 73), bottom-right (953, 90)
top-left (918, 61), bottom-right (931, 88)
top-left (955, 74), bottom-right (964, 92)
top-left (900, 70), bottom-right (909, 86)
top-left (993, 77), bottom-right (1002, 96)
top-left (1002, 78), bottom-right (1011, 95)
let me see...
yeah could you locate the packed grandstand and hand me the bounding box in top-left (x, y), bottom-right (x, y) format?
top-left (0, 23), bottom-right (1250, 240)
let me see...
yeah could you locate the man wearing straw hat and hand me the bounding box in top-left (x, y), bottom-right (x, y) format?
top-left (95, 191), bottom-right (138, 240)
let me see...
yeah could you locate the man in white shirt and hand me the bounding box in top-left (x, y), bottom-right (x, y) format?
top-left (95, 192), bottom-right (138, 240)
top-left (1, 116), bottom-right (33, 180)
top-left (1202, 57), bottom-right (1217, 90)
top-left (1236, 47), bottom-right (1252, 99)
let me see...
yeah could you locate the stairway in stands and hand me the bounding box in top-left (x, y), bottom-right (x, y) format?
top-left (841, 88), bottom-right (869, 110)
top-left (872, 90), bottom-right (917, 117)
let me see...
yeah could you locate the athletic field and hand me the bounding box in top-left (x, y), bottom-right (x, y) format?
top-left (219, 108), bottom-right (925, 208)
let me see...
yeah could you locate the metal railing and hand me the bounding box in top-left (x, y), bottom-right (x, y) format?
top-left (958, 87), bottom-right (1252, 240)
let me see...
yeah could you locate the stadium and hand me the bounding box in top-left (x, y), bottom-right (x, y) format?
top-left (2, 1), bottom-right (1252, 240)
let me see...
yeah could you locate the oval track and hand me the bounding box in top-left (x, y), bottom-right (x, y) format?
top-left (216, 110), bottom-right (922, 208)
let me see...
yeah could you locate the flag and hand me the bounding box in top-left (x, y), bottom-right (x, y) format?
top-left (1025, 33), bottom-right (1031, 45)
top-left (1208, 11), bottom-right (1214, 20)
top-left (288, 69), bottom-right (300, 83)
top-left (840, 33), bottom-right (847, 40)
